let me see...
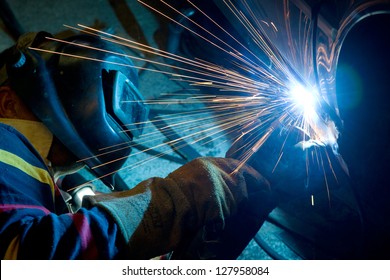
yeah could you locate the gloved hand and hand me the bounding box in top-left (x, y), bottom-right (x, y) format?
top-left (227, 128), bottom-right (307, 193)
top-left (83, 157), bottom-right (276, 259)
top-left (226, 126), bottom-right (349, 197)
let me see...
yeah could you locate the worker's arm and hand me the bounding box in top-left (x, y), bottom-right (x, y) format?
top-left (0, 124), bottom-right (127, 259)
top-left (1, 123), bottom-right (275, 259)
top-left (84, 157), bottom-right (276, 260)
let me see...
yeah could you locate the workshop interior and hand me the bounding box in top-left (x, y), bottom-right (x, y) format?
top-left (1, 0), bottom-right (389, 259)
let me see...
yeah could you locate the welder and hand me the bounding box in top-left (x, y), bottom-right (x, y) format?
top-left (0, 31), bottom-right (277, 259)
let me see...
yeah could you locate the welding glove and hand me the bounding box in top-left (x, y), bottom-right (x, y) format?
top-left (227, 129), bottom-right (307, 194)
top-left (83, 157), bottom-right (275, 259)
top-left (226, 127), bottom-right (348, 197)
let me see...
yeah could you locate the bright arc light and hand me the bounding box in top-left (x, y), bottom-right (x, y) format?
top-left (289, 83), bottom-right (317, 118)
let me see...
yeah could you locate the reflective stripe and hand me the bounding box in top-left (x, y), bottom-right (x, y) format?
top-left (0, 149), bottom-right (55, 199)
top-left (4, 235), bottom-right (20, 260)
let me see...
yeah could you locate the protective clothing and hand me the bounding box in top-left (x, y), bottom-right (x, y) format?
top-left (84, 157), bottom-right (276, 259)
top-left (0, 123), bottom-right (128, 259)
top-left (0, 118), bottom-right (53, 164)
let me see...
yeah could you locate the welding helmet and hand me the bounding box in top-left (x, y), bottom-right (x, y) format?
top-left (1, 31), bottom-right (149, 188)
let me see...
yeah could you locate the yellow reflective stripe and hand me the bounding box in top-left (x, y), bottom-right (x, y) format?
top-left (4, 235), bottom-right (21, 260)
top-left (0, 149), bottom-right (55, 199)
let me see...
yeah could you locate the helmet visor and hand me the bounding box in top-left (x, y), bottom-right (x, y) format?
top-left (104, 70), bottom-right (149, 139)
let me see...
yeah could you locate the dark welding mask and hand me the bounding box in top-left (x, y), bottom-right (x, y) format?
top-left (1, 31), bottom-right (149, 189)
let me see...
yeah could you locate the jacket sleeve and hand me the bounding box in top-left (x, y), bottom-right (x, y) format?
top-left (0, 124), bottom-right (127, 259)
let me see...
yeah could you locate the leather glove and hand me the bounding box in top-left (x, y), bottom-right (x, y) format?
top-left (226, 126), bottom-right (349, 197)
top-left (83, 157), bottom-right (276, 259)
top-left (227, 128), bottom-right (307, 194)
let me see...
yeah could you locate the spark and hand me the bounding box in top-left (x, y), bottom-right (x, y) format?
top-left (31, 0), bottom-right (344, 194)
